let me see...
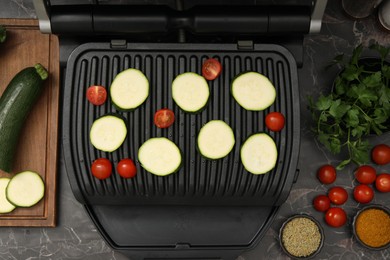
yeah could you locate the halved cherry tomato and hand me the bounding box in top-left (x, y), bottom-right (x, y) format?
top-left (371, 144), bottom-right (390, 165)
top-left (375, 173), bottom-right (390, 192)
top-left (328, 186), bottom-right (348, 205)
top-left (202, 58), bottom-right (222, 80)
top-left (317, 164), bottom-right (337, 184)
top-left (154, 108), bottom-right (175, 129)
top-left (353, 184), bottom-right (374, 204)
top-left (325, 207), bottom-right (347, 227)
top-left (117, 158), bottom-right (137, 178)
top-left (355, 165), bottom-right (376, 184)
top-left (91, 158), bottom-right (112, 180)
top-left (265, 112), bottom-right (285, 132)
top-left (87, 85), bottom-right (107, 106)
top-left (313, 195), bottom-right (331, 212)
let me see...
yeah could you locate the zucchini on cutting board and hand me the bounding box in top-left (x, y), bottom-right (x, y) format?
top-left (0, 64), bottom-right (48, 173)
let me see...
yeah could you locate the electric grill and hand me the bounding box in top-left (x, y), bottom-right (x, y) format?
top-left (33, 1), bottom-right (327, 259)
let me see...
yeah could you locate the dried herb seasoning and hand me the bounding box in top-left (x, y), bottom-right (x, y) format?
top-left (281, 216), bottom-right (323, 258)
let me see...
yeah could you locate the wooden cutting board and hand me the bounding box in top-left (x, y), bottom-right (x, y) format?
top-left (0, 19), bottom-right (59, 227)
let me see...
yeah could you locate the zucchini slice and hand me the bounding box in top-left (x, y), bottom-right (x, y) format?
top-left (240, 133), bottom-right (278, 174)
top-left (172, 72), bottom-right (210, 113)
top-left (138, 137), bottom-right (182, 176)
top-left (110, 68), bottom-right (149, 111)
top-left (6, 171), bottom-right (45, 207)
top-left (197, 120), bottom-right (235, 159)
top-left (0, 178), bottom-right (15, 213)
top-left (231, 72), bottom-right (276, 111)
top-left (90, 114), bottom-right (127, 152)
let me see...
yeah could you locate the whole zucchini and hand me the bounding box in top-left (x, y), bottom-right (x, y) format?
top-left (0, 64), bottom-right (48, 173)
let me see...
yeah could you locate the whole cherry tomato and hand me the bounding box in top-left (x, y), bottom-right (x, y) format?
top-left (86, 85), bottom-right (107, 106)
top-left (313, 195), bottom-right (331, 212)
top-left (371, 144), bottom-right (390, 165)
top-left (355, 165), bottom-right (376, 184)
top-left (91, 158), bottom-right (112, 180)
top-left (202, 58), bottom-right (222, 80)
top-left (325, 207), bottom-right (347, 228)
top-left (117, 158), bottom-right (137, 178)
top-left (317, 165), bottom-right (337, 184)
top-left (265, 112), bottom-right (285, 132)
top-left (328, 186), bottom-right (348, 205)
top-left (353, 184), bottom-right (374, 204)
top-left (375, 173), bottom-right (390, 192)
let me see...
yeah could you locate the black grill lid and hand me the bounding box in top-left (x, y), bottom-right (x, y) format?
top-left (62, 42), bottom-right (300, 207)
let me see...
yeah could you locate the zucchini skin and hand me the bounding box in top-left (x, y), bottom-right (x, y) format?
top-left (0, 64), bottom-right (48, 173)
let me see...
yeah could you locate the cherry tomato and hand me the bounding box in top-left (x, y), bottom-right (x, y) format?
top-left (325, 207), bottom-right (347, 228)
top-left (91, 158), bottom-right (112, 180)
top-left (154, 108), bottom-right (175, 129)
top-left (355, 165), bottom-right (376, 184)
top-left (202, 58), bottom-right (222, 80)
top-left (265, 112), bottom-right (285, 132)
top-left (328, 186), bottom-right (348, 205)
top-left (87, 85), bottom-right (107, 105)
top-left (353, 184), bottom-right (374, 204)
top-left (317, 164), bottom-right (337, 184)
top-left (375, 173), bottom-right (390, 192)
top-left (313, 195), bottom-right (331, 212)
top-left (372, 144), bottom-right (390, 165)
top-left (117, 158), bottom-right (137, 178)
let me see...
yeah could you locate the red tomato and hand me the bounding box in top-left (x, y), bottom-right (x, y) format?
top-left (154, 108), bottom-right (175, 128)
top-left (202, 58), bottom-right (222, 80)
top-left (91, 158), bottom-right (112, 180)
top-left (87, 85), bottom-right (107, 105)
top-left (353, 184), bottom-right (374, 204)
top-left (313, 195), bottom-right (331, 212)
top-left (355, 165), bottom-right (377, 184)
top-left (372, 144), bottom-right (390, 165)
top-left (325, 207), bottom-right (347, 227)
top-left (375, 173), bottom-right (390, 192)
top-left (265, 112), bottom-right (285, 132)
top-left (328, 186), bottom-right (348, 205)
top-left (317, 164), bottom-right (337, 184)
top-left (117, 158), bottom-right (137, 178)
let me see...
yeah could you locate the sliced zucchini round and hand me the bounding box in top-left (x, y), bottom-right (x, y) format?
top-left (240, 133), bottom-right (278, 174)
top-left (138, 137), bottom-right (182, 176)
top-left (172, 72), bottom-right (210, 113)
top-left (110, 68), bottom-right (149, 111)
top-left (231, 72), bottom-right (276, 111)
top-left (90, 114), bottom-right (127, 152)
top-left (0, 178), bottom-right (15, 213)
top-left (6, 171), bottom-right (45, 207)
top-left (197, 120), bottom-right (235, 159)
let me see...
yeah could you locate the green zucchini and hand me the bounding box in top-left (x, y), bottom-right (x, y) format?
top-left (0, 25), bottom-right (6, 43)
top-left (0, 178), bottom-right (15, 213)
top-left (0, 64), bottom-right (48, 173)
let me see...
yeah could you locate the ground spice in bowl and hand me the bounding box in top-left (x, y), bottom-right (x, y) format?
top-left (279, 215), bottom-right (324, 258)
top-left (353, 205), bottom-right (390, 249)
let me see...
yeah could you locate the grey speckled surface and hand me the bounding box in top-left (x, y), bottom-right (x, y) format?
top-left (0, 0), bottom-right (389, 259)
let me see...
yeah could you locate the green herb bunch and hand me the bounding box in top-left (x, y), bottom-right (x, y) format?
top-left (309, 44), bottom-right (390, 169)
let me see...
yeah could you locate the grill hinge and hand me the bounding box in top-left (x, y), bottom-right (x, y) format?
top-left (110, 39), bottom-right (127, 49)
top-left (237, 40), bottom-right (254, 50)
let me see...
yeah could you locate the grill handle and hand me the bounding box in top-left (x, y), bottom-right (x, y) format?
top-left (49, 5), bottom-right (310, 36)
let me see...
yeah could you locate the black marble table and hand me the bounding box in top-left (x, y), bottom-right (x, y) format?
top-left (0, 0), bottom-right (389, 259)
